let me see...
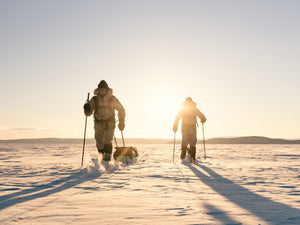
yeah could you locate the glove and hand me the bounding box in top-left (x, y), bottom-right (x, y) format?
top-left (118, 118), bottom-right (125, 131)
top-left (84, 103), bottom-right (91, 114)
top-left (201, 117), bottom-right (206, 123)
top-left (173, 125), bottom-right (177, 132)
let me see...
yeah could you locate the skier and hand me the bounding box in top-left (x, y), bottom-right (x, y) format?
top-left (173, 97), bottom-right (206, 162)
top-left (83, 80), bottom-right (125, 161)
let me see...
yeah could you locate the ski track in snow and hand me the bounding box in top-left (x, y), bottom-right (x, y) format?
top-left (0, 143), bottom-right (300, 224)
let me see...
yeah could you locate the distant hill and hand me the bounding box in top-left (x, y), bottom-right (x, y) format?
top-left (205, 136), bottom-right (300, 144)
top-left (0, 136), bottom-right (300, 144)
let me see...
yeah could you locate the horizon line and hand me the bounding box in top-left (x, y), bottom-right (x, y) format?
top-left (1, 135), bottom-right (300, 141)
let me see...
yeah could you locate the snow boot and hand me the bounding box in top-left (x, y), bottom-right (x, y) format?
top-left (98, 148), bottom-right (104, 154)
top-left (103, 153), bottom-right (111, 161)
top-left (189, 146), bottom-right (196, 163)
top-left (103, 144), bottom-right (112, 161)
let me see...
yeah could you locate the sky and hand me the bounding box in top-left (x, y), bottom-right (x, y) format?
top-left (0, 0), bottom-right (299, 140)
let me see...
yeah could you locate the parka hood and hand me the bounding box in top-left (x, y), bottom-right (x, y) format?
top-left (183, 97), bottom-right (196, 108)
top-left (94, 87), bottom-right (113, 100)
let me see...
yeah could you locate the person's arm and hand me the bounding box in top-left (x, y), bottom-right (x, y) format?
top-left (83, 96), bottom-right (96, 116)
top-left (112, 96), bottom-right (125, 130)
top-left (196, 109), bottom-right (206, 123)
top-left (173, 110), bottom-right (182, 132)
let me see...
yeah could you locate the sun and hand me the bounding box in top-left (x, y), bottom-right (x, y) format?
top-left (150, 91), bottom-right (181, 118)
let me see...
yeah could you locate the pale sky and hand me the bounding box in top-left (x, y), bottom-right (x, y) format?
top-left (1, 0), bottom-right (299, 140)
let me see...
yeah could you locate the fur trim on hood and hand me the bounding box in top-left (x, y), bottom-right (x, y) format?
top-left (94, 87), bottom-right (113, 100)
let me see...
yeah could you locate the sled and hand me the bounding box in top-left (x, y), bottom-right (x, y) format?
top-left (113, 146), bottom-right (138, 163)
top-left (113, 132), bottom-right (138, 164)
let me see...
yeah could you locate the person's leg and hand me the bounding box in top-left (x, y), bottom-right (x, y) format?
top-left (189, 126), bottom-right (197, 162)
top-left (94, 123), bottom-right (105, 154)
top-left (181, 126), bottom-right (189, 159)
top-left (103, 122), bottom-right (115, 161)
top-left (189, 146), bottom-right (196, 162)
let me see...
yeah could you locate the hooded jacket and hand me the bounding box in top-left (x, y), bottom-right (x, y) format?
top-left (173, 98), bottom-right (206, 129)
top-left (86, 87), bottom-right (125, 122)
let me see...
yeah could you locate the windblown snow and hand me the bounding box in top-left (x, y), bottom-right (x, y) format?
top-left (1, 143), bottom-right (300, 224)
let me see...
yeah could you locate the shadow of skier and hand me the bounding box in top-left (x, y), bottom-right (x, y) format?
top-left (187, 164), bottom-right (300, 224)
top-left (204, 203), bottom-right (242, 225)
top-left (0, 168), bottom-right (100, 211)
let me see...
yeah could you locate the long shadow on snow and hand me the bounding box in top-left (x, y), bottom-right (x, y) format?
top-left (204, 203), bottom-right (242, 225)
top-left (0, 168), bottom-right (100, 211)
top-left (187, 163), bottom-right (300, 224)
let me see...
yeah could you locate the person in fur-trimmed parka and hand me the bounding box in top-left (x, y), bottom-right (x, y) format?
top-left (173, 97), bottom-right (206, 162)
top-left (84, 80), bottom-right (125, 161)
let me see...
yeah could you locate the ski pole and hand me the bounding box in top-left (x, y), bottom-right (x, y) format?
top-left (202, 123), bottom-right (206, 160)
top-left (81, 92), bottom-right (90, 168)
top-left (114, 136), bottom-right (118, 147)
top-left (173, 132), bottom-right (176, 163)
top-left (121, 131), bottom-right (128, 165)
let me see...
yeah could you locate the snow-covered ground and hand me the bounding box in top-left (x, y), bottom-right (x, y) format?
top-left (1, 143), bottom-right (300, 225)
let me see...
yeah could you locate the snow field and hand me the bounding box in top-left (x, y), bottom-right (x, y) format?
top-left (1, 143), bottom-right (300, 224)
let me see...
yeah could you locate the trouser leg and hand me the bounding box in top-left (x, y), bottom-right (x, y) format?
top-left (181, 126), bottom-right (190, 159)
top-left (182, 125), bottom-right (197, 161)
top-left (189, 126), bottom-right (197, 162)
top-left (189, 126), bottom-right (197, 147)
top-left (102, 144), bottom-right (112, 161)
top-left (181, 125), bottom-right (189, 159)
top-left (104, 144), bottom-right (112, 154)
top-left (102, 122), bottom-right (115, 161)
top-left (95, 121), bottom-right (115, 153)
top-left (181, 137), bottom-right (188, 160)
top-left (180, 146), bottom-right (187, 159)
top-left (94, 123), bottom-right (105, 153)
top-left (190, 146), bottom-right (196, 161)
top-left (103, 122), bottom-right (115, 145)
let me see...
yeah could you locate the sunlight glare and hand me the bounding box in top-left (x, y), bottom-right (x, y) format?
top-left (150, 91), bottom-right (180, 118)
